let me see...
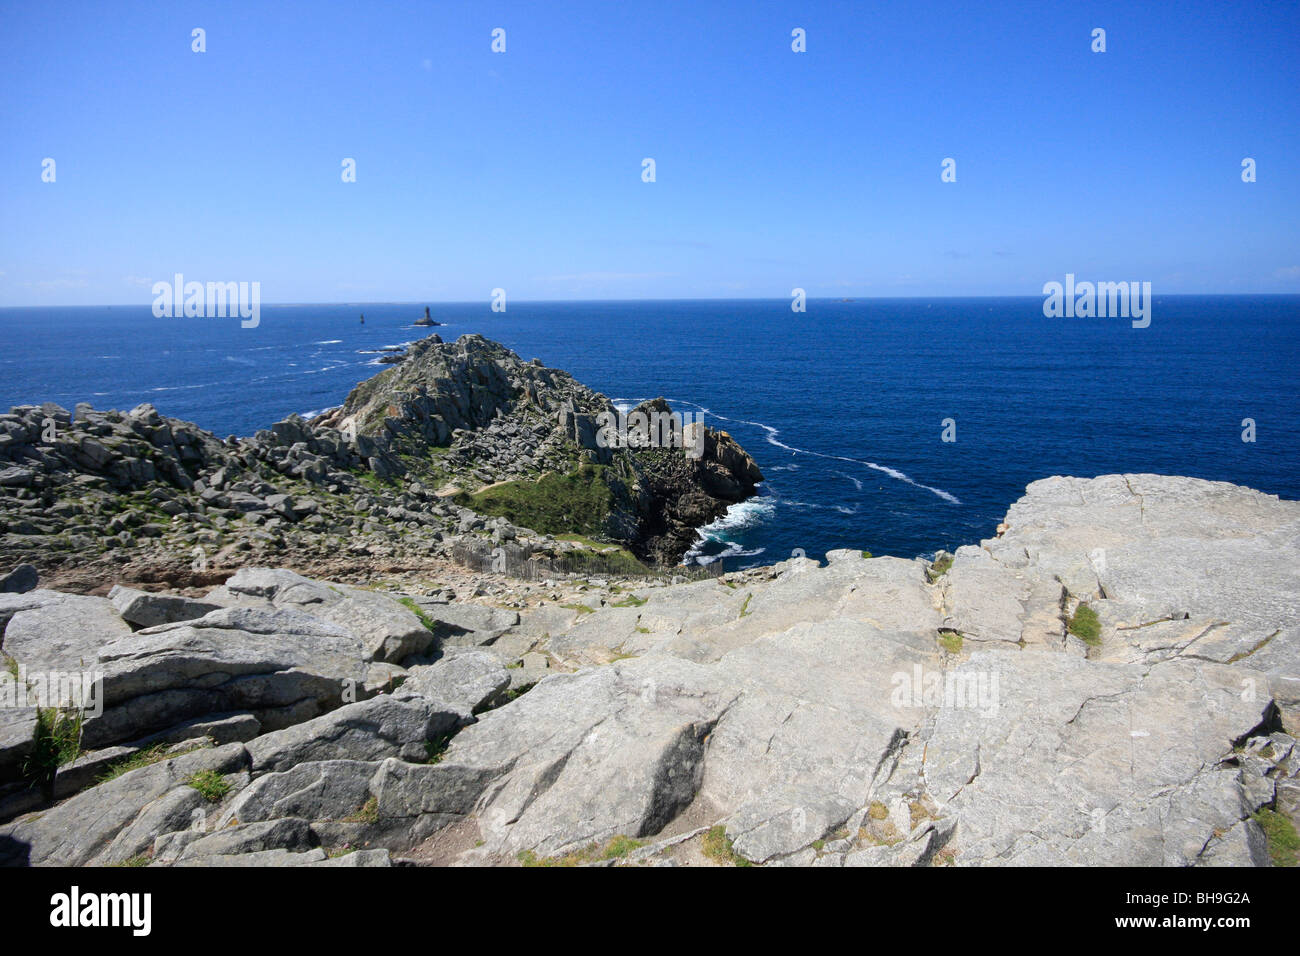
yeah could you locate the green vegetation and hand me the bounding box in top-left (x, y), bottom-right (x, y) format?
top-left (186, 769), bottom-right (232, 802)
top-left (739, 593), bottom-right (753, 617)
top-left (702, 825), bottom-right (752, 867)
top-left (2, 653), bottom-right (17, 680)
top-left (1253, 808), bottom-right (1299, 867)
top-left (562, 603), bottom-right (595, 615)
top-left (1067, 604), bottom-right (1102, 645)
top-left (398, 596), bottom-right (438, 632)
top-left (98, 742), bottom-right (203, 783)
top-left (601, 835), bottom-right (644, 859)
top-left (928, 554), bottom-right (954, 580)
top-left (861, 550), bottom-right (873, 559)
top-left (344, 797), bottom-right (380, 825)
top-left (424, 733), bottom-right (454, 764)
top-left (551, 544), bottom-right (648, 576)
top-left (112, 855), bottom-right (152, 868)
top-left (501, 682), bottom-right (536, 704)
top-left (867, 801), bottom-right (889, 821)
top-left (355, 470), bottom-right (396, 493)
top-left (517, 834), bottom-right (644, 867)
top-left (938, 631), bottom-right (963, 654)
top-left (24, 707), bottom-right (84, 799)
top-left (457, 464), bottom-right (614, 538)
top-left (610, 594), bottom-right (647, 608)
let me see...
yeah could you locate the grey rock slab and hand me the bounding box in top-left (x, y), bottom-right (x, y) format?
top-left (440, 657), bottom-right (735, 860)
top-left (924, 651), bottom-right (1274, 866)
top-left (2, 591), bottom-right (134, 675)
top-left (412, 600), bottom-right (520, 647)
top-left (220, 568), bottom-right (435, 663)
top-left (90, 606), bottom-right (378, 743)
top-left (0, 742), bottom-right (248, 866)
top-left (108, 585), bottom-right (222, 629)
top-left (0, 564), bottom-right (38, 595)
top-left (245, 695), bottom-right (459, 773)
top-left (397, 647), bottom-right (510, 716)
top-left (941, 549), bottom-right (1031, 646)
top-left (155, 817), bottom-right (314, 862)
top-left (303, 848), bottom-right (391, 866)
top-left (167, 847), bottom-right (327, 867)
top-left (215, 759), bottom-right (379, 828)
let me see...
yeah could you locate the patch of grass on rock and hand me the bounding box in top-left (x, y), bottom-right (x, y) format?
top-left (1068, 604), bottom-right (1102, 646)
top-left (397, 596), bottom-right (438, 632)
top-left (927, 554), bottom-right (953, 580)
top-left (186, 769), bottom-right (231, 802)
top-left (702, 825), bottom-right (752, 867)
top-left (1253, 808), bottom-right (1299, 867)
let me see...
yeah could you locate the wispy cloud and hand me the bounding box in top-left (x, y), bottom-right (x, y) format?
top-left (1274, 265), bottom-right (1300, 280)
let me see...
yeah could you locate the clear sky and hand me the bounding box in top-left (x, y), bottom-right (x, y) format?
top-left (2, 0), bottom-right (1298, 305)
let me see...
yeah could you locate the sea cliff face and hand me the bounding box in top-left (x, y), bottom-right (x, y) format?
top-left (0, 474), bottom-right (1296, 867)
top-left (0, 333), bottom-right (762, 589)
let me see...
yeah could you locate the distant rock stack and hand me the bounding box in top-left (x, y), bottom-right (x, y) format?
top-left (413, 306), bottom-right (437, 327)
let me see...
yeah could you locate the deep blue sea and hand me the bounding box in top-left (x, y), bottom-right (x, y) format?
top-left (2, 297), bottom-right (1297, 567)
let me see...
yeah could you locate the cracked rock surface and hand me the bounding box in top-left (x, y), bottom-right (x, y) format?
top-left (0, 474), bottom-right (1295, 867)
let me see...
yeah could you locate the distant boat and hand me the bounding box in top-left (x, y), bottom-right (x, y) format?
top-left (413, 306), bottom-right (440, 327)
top-left (359, 313), bottom-right (365, 324)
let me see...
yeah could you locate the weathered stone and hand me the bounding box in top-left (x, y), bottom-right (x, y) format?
top-left (108, 585), bottom-right (222, 628)
top-left (0, 743), bottom-right (248, 866)
top-left (215, 759), bottom-right (378, 828)
top-left (245, 695), bottom-right (458, 773)
top-left (398, 647), bottom-right (510, 716)
top-left (218, 568), bottom-right (434, 662)
top-left (0, 565), bottom-right (37, 595)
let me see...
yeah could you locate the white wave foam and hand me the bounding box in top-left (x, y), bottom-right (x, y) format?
top-left (682, 495), bottom-right (776, 564)
top-left (314, 339), bottom-right (343, 345)
top-left (666, 398), bottom-right (961, 505)
top-left (836, 470), bottom-right (864, 491)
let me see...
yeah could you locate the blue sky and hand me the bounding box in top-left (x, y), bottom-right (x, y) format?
top-left (2, 0), bottom-right (1298, 304)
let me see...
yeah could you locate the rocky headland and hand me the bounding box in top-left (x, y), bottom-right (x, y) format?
top-left (0, 333), bottom-right (763, 593)
top-left (0, 473), bottom-right (1297, 867)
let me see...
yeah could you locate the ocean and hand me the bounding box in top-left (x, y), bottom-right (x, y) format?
top-left (2, 296), bottom-right (1297, 567)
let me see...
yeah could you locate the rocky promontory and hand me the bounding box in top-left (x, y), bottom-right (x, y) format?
top-left (0, 334), bottom-right (763, 591)
top-left (0, 474), bottom-right (1296, 867)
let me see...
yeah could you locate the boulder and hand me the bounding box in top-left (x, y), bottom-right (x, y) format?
top-left (245, 695), bottom-right (460, 774)
top-left (108, 586), bottom-right (222, 628)
top-left (398, 647), bottom-right (510, 716)
top-left (0, 743), bottom-right (248, 867)
top-left (218, 568), bottom-right (434, 662)
top-left (0, 565), bottom-right (37, 595)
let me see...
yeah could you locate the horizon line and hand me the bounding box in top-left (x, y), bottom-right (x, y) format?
top-left (4, 291), bottom-right (1300, 310)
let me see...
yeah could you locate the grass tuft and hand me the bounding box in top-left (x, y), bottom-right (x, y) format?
top-left (398, 596), bottom-right (439, 632)
top-left (1067, 604), bottom-right (1102, 645)
top-left (1253, 808), bottom-right (1299, 867)
top-left (702, 825), bottom-right (752, 867)
top-left (928, 554), bottom-right (954, 580)
top-left (186, 769), bottom-right (232, 802)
